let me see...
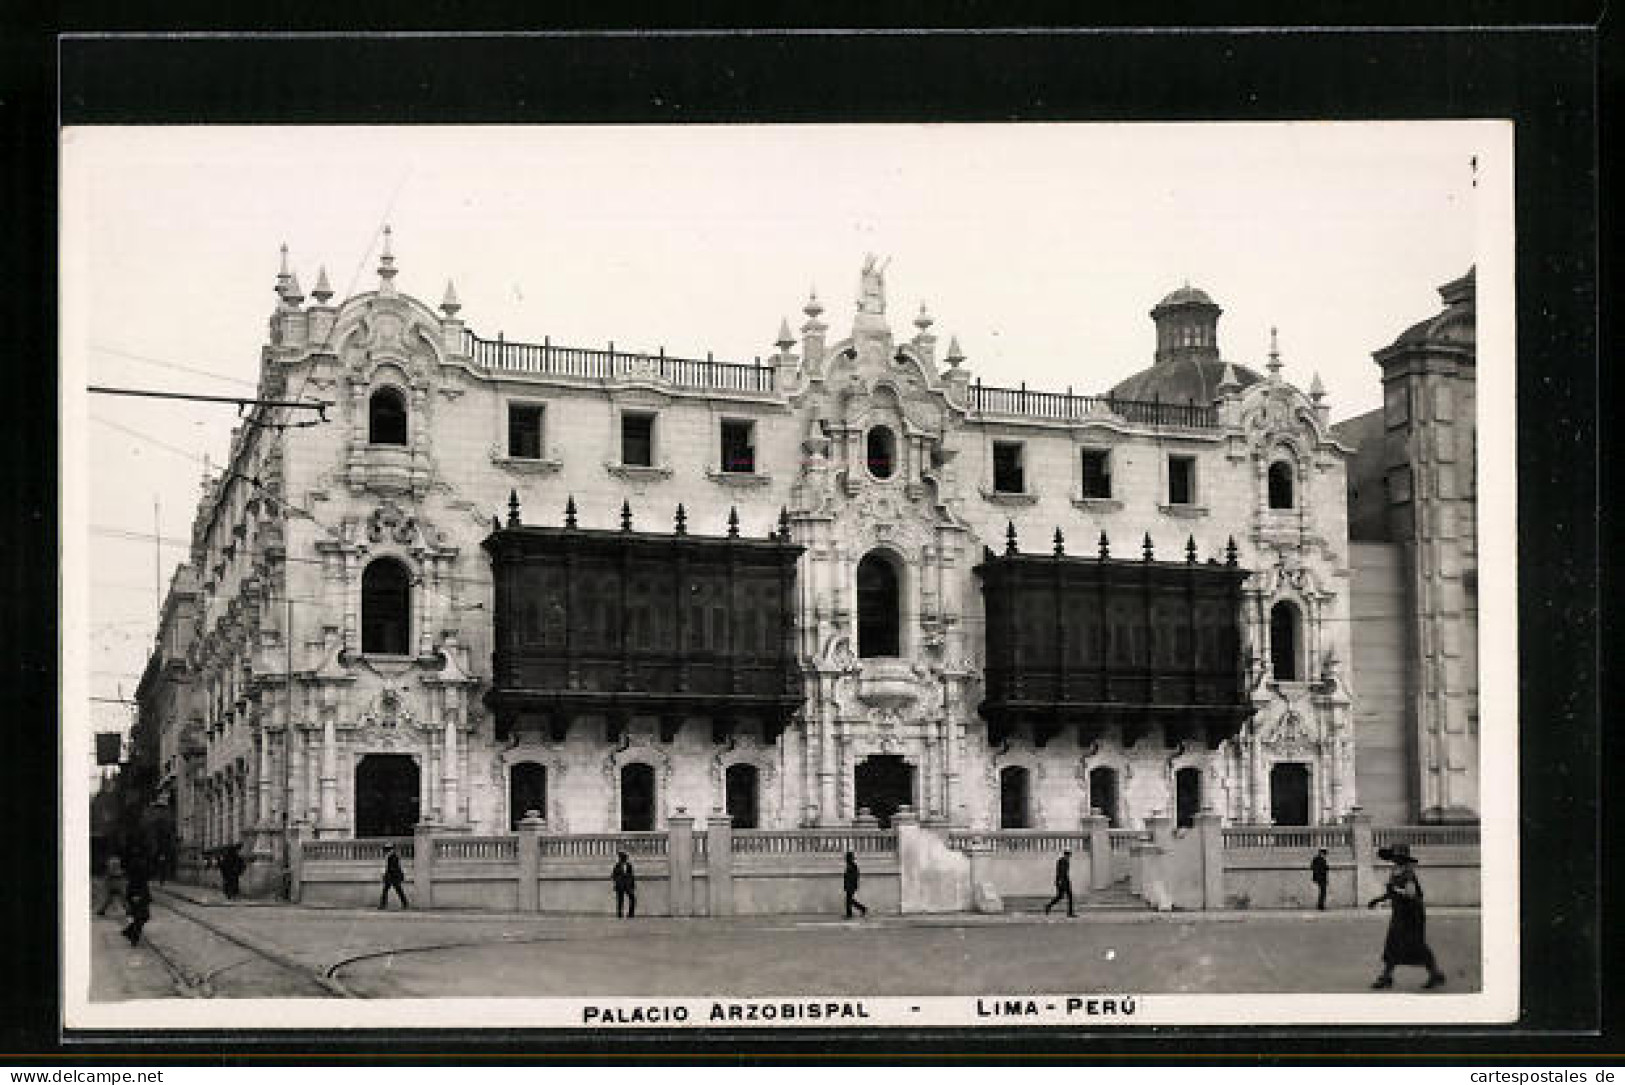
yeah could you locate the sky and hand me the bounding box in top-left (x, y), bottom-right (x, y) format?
top-left (62, 121), bottom-right (1504, 729)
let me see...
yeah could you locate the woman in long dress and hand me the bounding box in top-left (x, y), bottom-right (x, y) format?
top-left (1367, 843), bottom-right (1447, 989)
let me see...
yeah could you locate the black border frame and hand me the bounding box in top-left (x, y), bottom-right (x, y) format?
top-left (1, 13), bottom-right (1608, 1061)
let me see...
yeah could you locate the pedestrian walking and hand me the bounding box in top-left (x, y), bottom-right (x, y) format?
top-left (843, 851), bottom-right (868, 919)
top-left (1310, 848), bottom-right (1330, 910)
top-left (218, 844), bottom-right (246, 900)
top-left (611, 851), bottom-right (637, 918)
top-left (1044, 849), bottom-right (1076, 916)
top-left (95, 853), bottom-right (128, 917)
top-left (1367, 843), bottom-right (1446, 989)
top-left (378, 844), bottom-right (410, 909)
top-left (121, 855), bottom-right (151, 946)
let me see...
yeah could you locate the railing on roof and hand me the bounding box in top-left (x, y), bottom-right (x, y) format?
top-left (969, 381), bottom-right (1219, 429)
top-left (462, 330), bottom-right (775, 394)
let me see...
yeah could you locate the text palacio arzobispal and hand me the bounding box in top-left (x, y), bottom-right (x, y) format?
top-left (580, 996), bottom-right (1139, 1025)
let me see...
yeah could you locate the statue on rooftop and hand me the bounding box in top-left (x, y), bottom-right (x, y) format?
top-left (858, 254), bottom-right (890, 315)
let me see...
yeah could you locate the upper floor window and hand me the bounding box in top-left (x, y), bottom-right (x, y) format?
top-left (1168, 455), bottom-right (1196, 506)
top-left (720, 419), bottom-right (756, 474)
top-left (508, 403), bottom-right (545, 460)
top-left (1269, 600), bottom-right (1300, 681)
top-left (621, 412), bottom-right (655, 468)
top-left (856, 551), bottom-right (901, 658)
top-left (1081, 449), bottom-right (1113, 499)
top-left (369, 387), bottom-right (408, 446)
top-left (361, 558), bottom-right (412, 655)
top-left (992, 441), bottom-right (1025, 494)
top-left (866, 426), bottom-right (896, 480)
top-left (1268, 460), bottom-right (1295, 509)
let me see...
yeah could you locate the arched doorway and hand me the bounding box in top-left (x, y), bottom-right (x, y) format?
top-left (725, 763), bottom-right (760, 829)
top-left (854, 754), bottom-right (914, 829)
top-left (509, 763), bottom-right (547, 830)
top-left (620, 763), bottom-right (656, 831)
top-left (999, 765), bottom-right (1031, 829)
top-left (1270, 762), bottom-right (1311, 826)
top-left (857, 552), bottom-right (901, 657)
top-left (1175, 767), bottom-right (1203, 828)
top-left (355, 754), bottom-right (419, 837)
top-left (1088, 766), bottom-right (1120, 828)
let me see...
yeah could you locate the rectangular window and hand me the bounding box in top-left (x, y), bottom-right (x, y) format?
top-left (720, 419), bottom-right (756, 474)
top-left (1080, 449), bottom-right (1112, 499)
top-left (508, 403), bottom-right (544, 459)
top-left (992, 440), bottom-right (1025, 493)
top-left (621, 412), bottom-right (655, 467)
top-left (1168, 455), bottom-right (1196, 505)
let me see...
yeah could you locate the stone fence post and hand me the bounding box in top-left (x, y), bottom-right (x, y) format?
top-left (1084, 811), bottom-right (1111, 890)
top-left (287, 821), bottom-right (311, 904)
top-left (413, 822), bottom-right (436, 909)
top-left (706, 811), bottom-right (734, 917)
top-left (1194, 810), bottom-right (1224, 910)
top-left (1348, 808), bottom-right (1376, 907)
top-left (668, 811), bottom-right (694, 917)
top-left (516, 811), bottom-right (545, 912)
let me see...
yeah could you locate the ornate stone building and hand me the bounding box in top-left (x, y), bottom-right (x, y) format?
top-left (148, 234), bottom-right (1361, 883)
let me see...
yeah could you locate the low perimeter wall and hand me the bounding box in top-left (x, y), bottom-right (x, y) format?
top-left (278, 815), bottom-right (1479, 915)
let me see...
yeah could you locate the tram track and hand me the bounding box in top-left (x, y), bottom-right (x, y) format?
top-left (149, 890), bottom-right (354, 998)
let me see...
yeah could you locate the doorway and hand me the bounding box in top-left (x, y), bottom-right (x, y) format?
top-left (509, 763), bottom-right (547, 830)
top-left (1269, 762), bottom-right (1311, 826)
top-left (1088, 765), bottom-right (1120, 828)
top-left (854, 754), bottom-right (914, 829)
top-left (1175, 767), bottom-right (1203, 828)
top-left (725, 763), bottom-right (760, 829)
top-left (354, 754), bottom-right (420, 837)
top-left (620, 763), bottom-right (656, 831)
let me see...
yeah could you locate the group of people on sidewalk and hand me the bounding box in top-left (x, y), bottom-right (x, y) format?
top-left (93, 852), bottom-right (151, 946)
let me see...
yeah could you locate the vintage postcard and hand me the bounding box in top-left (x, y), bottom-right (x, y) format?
top-left (60, 120), bottom-right (1516, 1030)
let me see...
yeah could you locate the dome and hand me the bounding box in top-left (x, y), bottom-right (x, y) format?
top-left (1110, 357), bottom-right (1263, 406)
top-left (1379, 268), bottom-right (1475, 355)
top-left (1154, 284), bottom-right (1218, 310)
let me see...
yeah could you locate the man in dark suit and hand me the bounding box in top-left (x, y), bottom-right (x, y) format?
top-left (612, 851), bottom-right (637, 918)
top-left (1310, 848), bottom-right (1330, 910)
top-left (1045, 849), bottom-right (1076, 917)
top-left (122, 854), bottom-right (151, 946)
top-left (379, 844), bottom-right (410, 910)
top-left (843, 851), bottom-right (868, 919)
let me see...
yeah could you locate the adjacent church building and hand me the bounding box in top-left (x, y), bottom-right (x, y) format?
top-left (131, 233), bottom-right (1478, 881)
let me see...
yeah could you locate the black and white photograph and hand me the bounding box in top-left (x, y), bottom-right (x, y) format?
top-left (60, 119), bottom-right (1517, 1030)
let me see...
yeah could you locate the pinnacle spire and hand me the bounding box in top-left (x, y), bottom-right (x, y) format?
top-left (1310, 372), bottom-right (1326, 402)
top-left (1267, 325), bottom-right (1283, 377)
top-left (775, 317), bottom-right (795, 351)
top-left (803, 287), bottom-right (824, 320)
top-left (284, 271), bottom-right (304, 306)
top-left (312, 266), bottom-right (334, 304)
top-left (377, 225), bottom-right (398, 295)
top-left (914, 303), bottom-right (934, 334)
top-left (944, 335), bottom-right (965, 368)
top-left (441, 280), bottom-right (461, 318)
top-left (1217, 361), bottom-right (1241, 395)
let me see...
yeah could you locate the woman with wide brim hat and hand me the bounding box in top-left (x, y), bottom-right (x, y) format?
top-left (1367, 843), bottom-right (1446, 989)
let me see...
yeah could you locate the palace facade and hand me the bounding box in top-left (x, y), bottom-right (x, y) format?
top-left (137, 236), bottom-right (1372, 882)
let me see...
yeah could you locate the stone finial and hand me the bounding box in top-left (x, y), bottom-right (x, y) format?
top-left (727, 506), bottom-right (740, 539)
top-left (1267, 325), bottom-right (1283, 378)
top-left (1225, 536), bottom-right (1238, 566)
top-left (1310, 371), bottom-right (1327, 403)
top-left (377, 225), bottom-right (398, 295)
top-left (564, 495), bottom-right (578, 530)
top-left (1186, 535), bottom-right (1198, 564)
top-left (1098, 530), bottom-right (1110, 560)
top-left (775, 318), bottom-right (795, 352)
top-left (311, 266), bottom-right (334, 305)
top-left (1143, 532), bottom-right (1154, 562)
top-left (620, 500), bottom-right (634, 532)
top-left (278, 242), bottom-right (290, 279)
top-left (803, 287), bottom-right (824, 321)
top-left (1053, 527), bottom-right (1065, 556)
top-left (1217, 362), bottom-right (1241, 396)
top-left (674, 503), bottom-right (687, 535)
top-left (944, 335), bottom-right (965, 369)
top-left (274, 243), bottom-right (293, 304)
top-left (914, 303), bottom-right (934, 334)
top-left (284, 271), bottom-right (304, 307)
top-left (491, 515), bottom-right (502, 533)
top-left (507, 489), bottom-right (521, 527)
top-left (1005, 520), bottom-right (1018, 556)
top-left (441, 280), bottom-right (462, 319)
top-left (778, 506), bottom-right (791, 542)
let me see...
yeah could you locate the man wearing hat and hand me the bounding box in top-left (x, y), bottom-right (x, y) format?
top-left (1367, 843), bottom-right (1446, 989)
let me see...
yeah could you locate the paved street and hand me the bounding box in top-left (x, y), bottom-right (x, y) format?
top-left (86, 886), bottom-right (1481, 1001)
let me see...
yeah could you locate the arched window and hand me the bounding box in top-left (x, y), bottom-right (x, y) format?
top-left (369, 386), bottom-right (408, 446)
top-left (620, 763), bottom-right (655, 831)
top-left (362, 558), bottom-right (412, 655)
top-left (866, 425), bottom-right (896, 479)
top-left (509, 763), bottom-right (547, 830)
top-left (1268, 460), bottom-right (1295, 509)
top-left (1088, 766), bottom-right (1120, 828)
top-left (856, 551), bottom-right (901, 657)
top-left (999, 765), bottom-right (1031, 829)
top-left (725, 763), bottom-right (759, 829)
top-left (1270, 601), bottom-right (1300, 681)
